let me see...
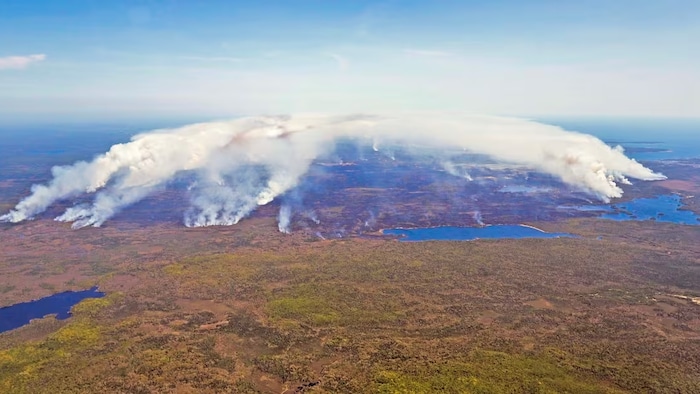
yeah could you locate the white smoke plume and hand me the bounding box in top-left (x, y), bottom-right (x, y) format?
top-left (302, 210), bottom-right (320, 225)
top-left (364, 209), bottom-right (377, 228)
top-left (472, 210), bottom-right (485, 226)
top-left (441, 161), bottom-right (473, 181)
top-left (0, 113), bottom-right (665, 229)
top-left (278, 203), bottom-right (292, 234)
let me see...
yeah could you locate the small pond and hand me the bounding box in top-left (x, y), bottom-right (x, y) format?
top-left (0, 286), bottom-right (105, 334)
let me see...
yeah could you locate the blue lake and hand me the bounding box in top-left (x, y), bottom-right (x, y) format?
top-left (0, 287), bottom-right (105, 334)
top-left (383, 225), bottom-right (574, 242)
top-left (590, 194), bottom-right (700, 225)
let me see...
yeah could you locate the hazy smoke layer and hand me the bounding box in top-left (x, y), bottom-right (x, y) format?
top-left (0, 113), bottom-right (665, 229)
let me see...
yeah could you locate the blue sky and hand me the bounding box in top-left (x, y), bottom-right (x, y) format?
top-left (1, 0), bottom-right (698, 122)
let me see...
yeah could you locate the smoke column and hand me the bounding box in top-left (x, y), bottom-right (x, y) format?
top-left (441, 161), bottom-right (473, 181)
top-left (472, 211), bottom-right (485, 226)
top-left (278, 203), bottom-right (292, 234)
top-left (0, 113), bottom-right (665, 229)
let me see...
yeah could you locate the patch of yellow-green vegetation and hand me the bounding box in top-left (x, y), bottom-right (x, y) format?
top-left (163, 262), bottom-right (185, 276)
top-left (266, 284), bottom-right (341, 325)
top-left (0, 291), bottom-right (117, 392)
top-left (0, 342), bottom-right (57, 392)
top-left (46, 320), bottom-right (101, 347)
top-left (266, 283), bottom-right (403, 327)
top-left (71, 293), bottom-right (120, 318)
top-left (267, 293), bottom-right (340, 325)
top-left (162, 255), bottom-right (265, 302)
top-left (374, 350), bottom-right (625, 394)
top-left (0, 320), bottom-right (103, 392)
top-left (163, 252), bottom-right (279, 282)
top-left (376, 369), bottom-right (476, 394)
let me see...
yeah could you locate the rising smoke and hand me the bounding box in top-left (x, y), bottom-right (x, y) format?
top-left (0, 113), bottom-right (665, 230)
top-left (441, 161), bottom-right (473, 181)
top-left (277, 203), bottom-right (292, 234)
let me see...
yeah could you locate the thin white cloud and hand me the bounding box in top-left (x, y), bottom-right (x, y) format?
top-left (0, 54), bottom-right (47, 70)
top-left (94, 48), bottom-right (244, 64)
top-left (326, 52), bottom-right (349, 71)
top-left (403, 49), bottom-right (453, 57)
top-left (180, 55), bottom-right (243, 63)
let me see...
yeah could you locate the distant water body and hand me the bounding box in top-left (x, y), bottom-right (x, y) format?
top-left (0, 287), bottom-right (105, 334)
top-left (579, 194), bottom-right (700, 226)
top-left (383, 225), bottom-right (574, 242)
top-left (543, 118), bottom-right (700, 161)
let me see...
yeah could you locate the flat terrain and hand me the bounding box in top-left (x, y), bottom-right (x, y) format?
top-left (1, 214), bottom-right (699, 393)
top-left (1, 157), bottom-right (699, 393)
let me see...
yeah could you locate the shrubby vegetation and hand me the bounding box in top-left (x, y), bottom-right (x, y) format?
top-left (1, 220), bottom-right (699, 392)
